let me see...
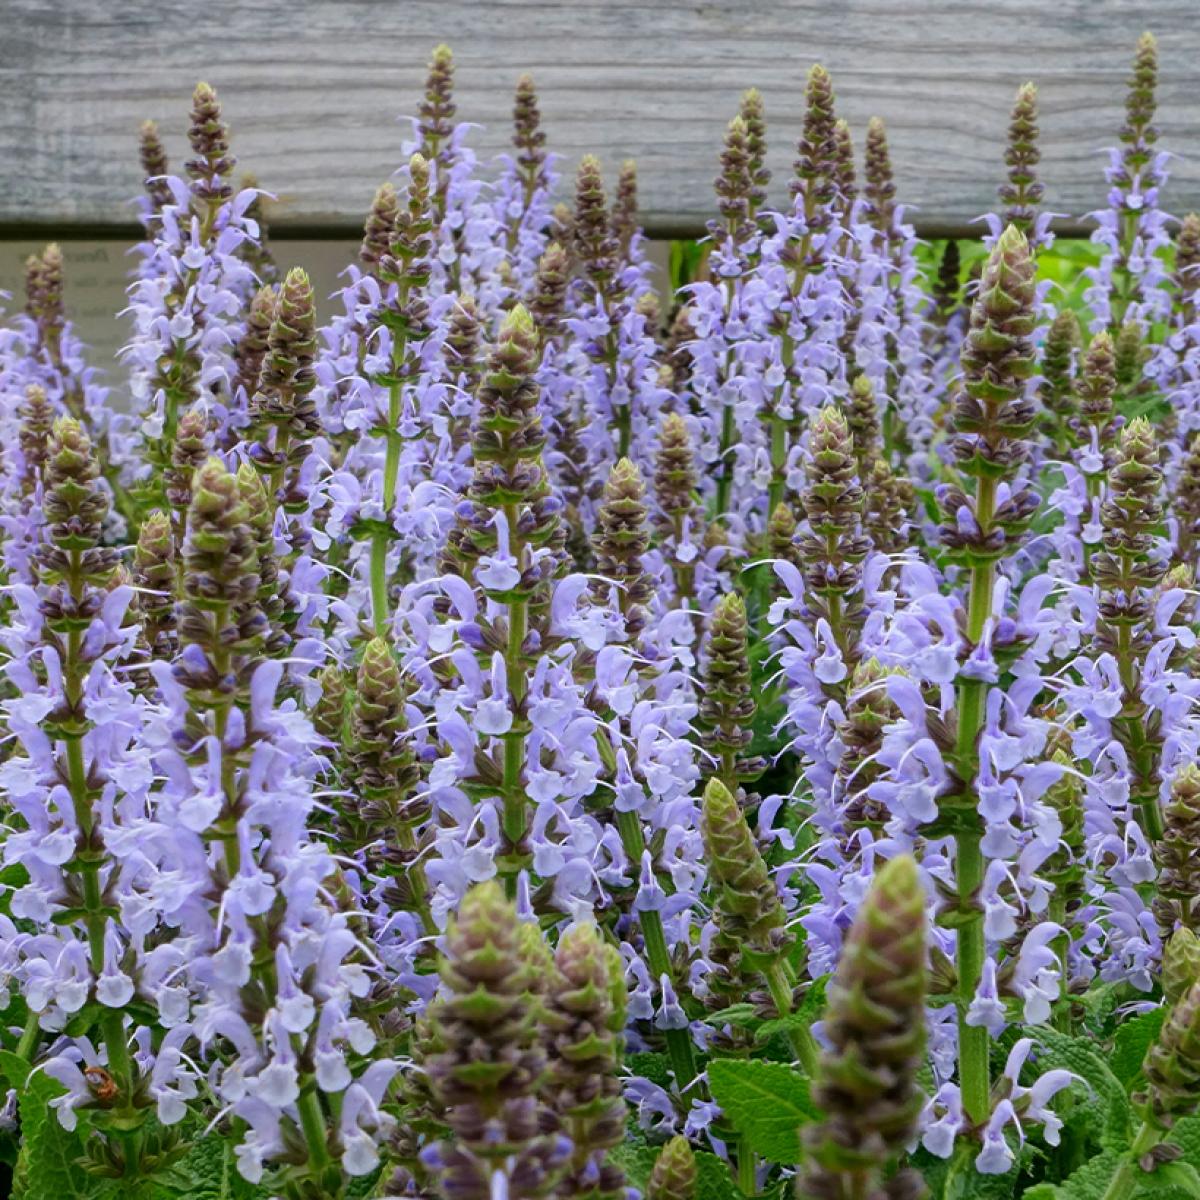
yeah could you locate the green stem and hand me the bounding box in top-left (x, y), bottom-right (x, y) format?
top-left (1114, 614), bottom-right (1165, 842)
top-left (615, 810), bottom-right (697, 1087)
top-left (953, 475), bottom-right (996, 1127)
top-left (16, 1011), bottom-right (39, 1062)
top-left (735, 1135), bottom-right (757, 1196)
top-left (369, 533), bottom-right (390, 638)
top-left (715, 403), bottom-right (736, 522)
top-left (499, 525), bottom-right (530, 894)
top-left (954, 831), bottom-right (989, 1125)
top-left (369, 270), bottom-right (411, 636)
top-left (1048, 891), bottom-right (1072, 1035)
top-left (394, 822), bottom-right (436, 936)
top-left (297, 1086), bottom-right (333, 1173)
top-left (61, 561), bottom-right (136, 1102)
top-left (765, 959), bottom-right (819, 1075)
top-left (766, 414), bottom-right (787, 520)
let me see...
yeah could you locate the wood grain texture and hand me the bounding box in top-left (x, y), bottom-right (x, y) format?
top-left (1, 1), bottom-right (1198, 236)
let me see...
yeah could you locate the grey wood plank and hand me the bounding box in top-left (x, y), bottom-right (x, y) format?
top-left (0, 1), bottom-right (1196, 236)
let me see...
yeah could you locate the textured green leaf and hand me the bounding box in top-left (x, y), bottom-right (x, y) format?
top-left (0, 1050), bottom-right (31, 1089)
top-left (707, 1058), bottom-right (817, 1164)
top-left (627, 1052), bottom-right (673, 1090)
top-left (1132, 1161), bottom-right (1200, 1199)
top-left (607, 1133), bottom-right (660, 1193)
top-left (756, 978), bottom-right (827, 1045)
top-left (13, 1073), bottom-right (114, 1200)
top-left (694, 1150), bottom-right (738, 1200)
top-left (704, 1003), bottom-right (761, 1031)
top-left (1023, 1151), bottom-right (1121, 1200)
top-left (151, 1134), bottom-right (268, 1200)
top-left (1111, 1009), bottom-right (1166, 1088)
top-left (1030, 1029), bottom-right (1133, 1152)
top-left (1169, 1117), bottom-right (1200, 1173)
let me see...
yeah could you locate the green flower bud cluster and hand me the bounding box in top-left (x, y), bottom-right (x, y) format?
top-left (611, 159), bottom-right (639, 259)
top-left (832, 118), bottom-right (857, 213)
top-left (512, 74), bottom-right (548, 199)
top-left (229, 285), bottom-right (277, 422)
top-left (166, 405), bottom-right (211, 552)
top-left (37, 420), bottom-right (119, 720)
top-left (18, 383), bottom-right (54, 494)
top-left (24, 243), bottom-right (65, 360)
top-left (361, 183), bottom-right (400, 274)
top-left (1144, 980), bottom-right (1200, 1127)
top-left (185, 81), bottom-right (234, 205)
top-left (543, 921), bottom-right (628, 1200)
top-left (1091, 417), bottom-right (1167, 841)
top-left (713, 115), bottom-right (754, 248)
top-left (248, 266), bottom-right (320, 515)
top-left (768, 501), bottom-right (800, 567)
top-left (139, 119), bottom-right (172, 216)
top-left (999, 83), bottom-right (1044, 241)
top-left (700, 778), bottom-right (790, 1006)
top-left (448, 306), bottom-right (559, 594)
top-left (647, 1137), bottom-right (696, 1200)
top-left (347, 637), bottom-right (426, 893)
top-left (1163, 929), bottom-right (1200, 1008)
top-left (698, 594), bottom-right (762, 788)
top-left (592, 459), bottom-right (652, 640)
top-left (1039, 310), bottom-right (1080, 452)
top-left (800, 856), bottom-right (927, 1200)
top-left (739, 88), bottom-right (769, 219)
top-left (938, 225), bottom-right (1038, 563)
top-left (797, 405), bottom-right (870, 664)
top-left (312, 662), bottom-right (351, 745)
top-left (841, 377), bottom-right (914, 557)
top-left (788, 64), bottom-right (839, 241)
top-left (133, 510), bottom-right (178, 663)
top-left (1156, 766), bottom-right (1200, 934)
top-left (418, 45), bottom-right (457, 200)
top-left (530, 243), bottom-right (571, 339)
top-left (39, 418), bottom-right (114, 600)
top-left (837, 660), bottom-right (906, 840)
top-left (236, 464), bottom-right (288, 657)
top-left (426, 882), bottom-right (568, 1200)
top-left (175, 458), bottom-right (263, 701)
top-left (1175, 213), bottom-right (1200, 325)
top-left (864, 117), bottom-right (896, 238)
top-left (574, 156), bottom-right (620, 287)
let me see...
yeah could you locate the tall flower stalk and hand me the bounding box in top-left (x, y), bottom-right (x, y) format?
top-left (939, 224), bottom-right (1038, 1125)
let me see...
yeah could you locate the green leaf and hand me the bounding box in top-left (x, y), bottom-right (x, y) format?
top-left (1166, 1116), bottom-right (1200, 1168)
top-left (1133, 1161), bottom-right (1200, 1199)
top-left (627, 1052), bottom-right (673, 1090)
top-left (704, 1003), bottom-right (762, 1031)
top-left (608, 1129), bottom-right (737, 1200)
top-left (756, 978), bottom-right (827, 1045)
top-left (707, 1058), bottom-right (817, 1164)
top-left (13, 1073), bottom-right (115, 1200)
top-left (150, 1133), bottom-right (269, 1200)
top-left (1111, 1009), bottom-right (1166, 1088)
top-left (1023, 1151), bottom-right (1121, 1200)
top-left (607, 1132), bottom-right (660, 1194)
top-left (1030, 1029), bottom-right (1133, 1152)
top-left (0, 1049), bottom-right (31, 1089)
top-left (694, 1150), bottom-right (738, 1200)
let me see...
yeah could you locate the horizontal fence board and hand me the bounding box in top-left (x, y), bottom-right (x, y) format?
top-left (0, 1), bottom-right (1197, 236)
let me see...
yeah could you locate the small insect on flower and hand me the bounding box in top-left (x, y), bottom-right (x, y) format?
top-left (84, 1067), bottom-right (119, 1104)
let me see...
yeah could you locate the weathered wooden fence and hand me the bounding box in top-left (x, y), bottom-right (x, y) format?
top-left (1, 0), bottom-right (1198, 236)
